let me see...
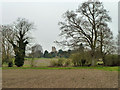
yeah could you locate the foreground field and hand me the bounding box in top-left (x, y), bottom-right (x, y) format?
top-left (2, 69), bottom-right (118, 88)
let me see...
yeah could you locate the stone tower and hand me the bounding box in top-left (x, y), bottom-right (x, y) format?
top-left (52, 46), bottom-right (56, 52)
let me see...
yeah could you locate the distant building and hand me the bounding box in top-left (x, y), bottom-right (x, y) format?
top-left (32, 44), bottom-right (43, 53)
top-left (52, 46), bottom-right (56, 52)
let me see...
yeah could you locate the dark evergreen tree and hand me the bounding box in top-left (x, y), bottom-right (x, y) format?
top-left (57, 49), bottom-right (63, 58)
top-left (43, 50), bottom-right (49, 58)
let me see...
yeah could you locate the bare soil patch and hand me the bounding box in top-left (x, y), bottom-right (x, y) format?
top-left (2, 69), bottom-right (118, 88)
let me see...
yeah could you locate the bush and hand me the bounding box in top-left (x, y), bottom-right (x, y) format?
top-left (71, 53), bottom-right (81, 67)
top-left (57, 58), bottom-right (64, 66)
top-left (2, 58), bottom-right (9, 64)
top-left (50, 60), bottom-right (58, 67)
top-left (50, 58), bottom-right (65, 67)
top-left (71, 52), bottom-right (92, 67)
top-left (104, 54), bottom-right (119, 66)
top-left (64, 59), bottom-right (71, 66)
top-left (8, 61), bottom-right (13, 67)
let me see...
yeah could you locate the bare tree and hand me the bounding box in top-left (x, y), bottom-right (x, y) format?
top-left (55, 1), bottom-right (111, 66)
top-left (2, 18), bottom-right (34, 67)
top-left (31, 44), bottom-right (43, 58)
top-left (0, 25), bottom-right (14, 64)
top-left (29, 44), bottom-right (43, 67)
top-left (97, 22), bottom-right (116, 62)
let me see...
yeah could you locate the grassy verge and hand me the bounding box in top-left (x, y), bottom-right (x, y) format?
top-left (25, 58), bottom-right (59, 61)
top-left (2, 66), bottom-right (119, 71)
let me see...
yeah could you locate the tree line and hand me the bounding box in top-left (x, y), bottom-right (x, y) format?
top-left (0, 0), bottom-right (119, 67)
top-left (27, 44), bottom-right (71, 58)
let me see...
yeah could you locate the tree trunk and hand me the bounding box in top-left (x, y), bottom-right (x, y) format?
top-left (91, 46), bottom-right (96, 66)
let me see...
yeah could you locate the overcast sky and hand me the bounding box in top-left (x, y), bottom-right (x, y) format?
top-left (1, 1), bottom-right (118, 52)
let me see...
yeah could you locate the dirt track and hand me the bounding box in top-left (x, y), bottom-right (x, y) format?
top-left (2, 69), bottom-right (118, 88)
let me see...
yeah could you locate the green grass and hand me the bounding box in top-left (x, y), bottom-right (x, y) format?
top-left (25, 58), bottom-right (40, 61)
top-left (25, 58), bottom-right (58, 61)
top-left (2, 58), bottom-right (119, 71)
top-left (2, 66), bottom-right (119, 71)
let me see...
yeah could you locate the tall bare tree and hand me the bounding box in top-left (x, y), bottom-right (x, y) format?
top-left (56, 1), bottom-right (111, 66)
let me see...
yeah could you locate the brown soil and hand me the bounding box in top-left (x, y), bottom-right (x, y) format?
top-left (2, 69), bottom-right (118, 88)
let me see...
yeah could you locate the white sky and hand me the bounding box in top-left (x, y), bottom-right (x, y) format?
top-left (1, 0), bottom-right (118, 52)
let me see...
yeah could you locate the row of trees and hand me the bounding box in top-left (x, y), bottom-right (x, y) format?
top-left (43, 49), bottom-right (71, 58)
top-left (28, 45), bottom-right (72, 58)
top-left (1, 0), bottom-right (119, 67)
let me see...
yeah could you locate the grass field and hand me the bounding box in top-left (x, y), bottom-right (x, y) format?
top-left (2, 58), bottom-right (119, 71)
top-left (2, 58), bottom-right (59, 67)
top-left (2, 66), bottom-right (119, 71)
top-left (25, 58), bottom-right (58, 61)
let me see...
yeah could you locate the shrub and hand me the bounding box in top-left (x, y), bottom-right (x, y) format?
top-left (57, 58), bottom-right (64, 66)
top-left (50, 58), bottom-right (65, 67)
top-left (8, 61), bottom-right (13, 67)
top-left (2, 58), bottom-right (9, 64)
top-left (71, 53), bottom-right (81, 67)
top-left (71, 52), bottom-right (92, 67)
top-left (104, 54), bottom-right (119, 66)
top-left (64, 59), bottom-right (71, 66)
top-left (50, 60), bottom-right (58, 67)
